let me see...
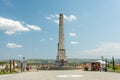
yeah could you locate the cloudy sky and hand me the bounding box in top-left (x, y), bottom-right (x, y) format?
top-left (0, 0), bottom-right (120, 59)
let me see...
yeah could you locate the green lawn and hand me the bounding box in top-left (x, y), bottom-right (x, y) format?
top-left (0, 70), bottom-right (18, 75)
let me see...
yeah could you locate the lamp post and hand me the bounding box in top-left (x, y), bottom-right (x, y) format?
top-left (23, 57), bottom-right (25, 72)
top-left (105, 59), bottom-right (108, 72)
top-left (18, 55), bottom-right (25, 72)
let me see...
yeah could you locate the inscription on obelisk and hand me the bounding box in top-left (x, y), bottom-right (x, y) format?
top-left (56, 13), bottom-right (67, 66)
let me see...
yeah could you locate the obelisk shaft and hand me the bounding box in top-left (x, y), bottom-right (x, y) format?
top-left (56, 14), bottom-right (67, 66)
top-left (59, 14), bottom-right (64, 49)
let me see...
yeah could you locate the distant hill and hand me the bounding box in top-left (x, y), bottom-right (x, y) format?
top-left (25, 59), bottom-right (55, 64)
top-left (67, 58), bottom-right (98, 64)
top-left (25, 58), bottom-right (99, 64)
top-left (1, 58), bottom-right (120, 64)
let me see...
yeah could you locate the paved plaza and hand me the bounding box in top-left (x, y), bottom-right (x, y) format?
top-left (0, 70), bottom-right (120, 80)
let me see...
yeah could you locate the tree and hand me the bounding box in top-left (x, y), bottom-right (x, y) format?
top-left (101, 56), bottom-right (104, 61)
top-left (0, 62), bottom-right (6, 65)
top-left (10, 60), bottom-right (12, 72)
top-left (13, 60), bottom-right (15, 72)
top-left (112, 56), bottom-right (115, 71)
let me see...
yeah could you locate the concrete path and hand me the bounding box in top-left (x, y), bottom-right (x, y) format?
top-left (0, 70), bottom-right (120, 80)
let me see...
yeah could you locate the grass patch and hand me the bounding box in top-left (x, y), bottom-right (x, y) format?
top-left (0, 70), bottom-right (18, 75)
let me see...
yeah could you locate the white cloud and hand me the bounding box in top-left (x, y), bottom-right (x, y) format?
top-left (7, 43), bottom-right (22, 48)
top-left (5, 31), bottom-right (15, 35)
top-left (54, 20), bottom-right (59, 24)
top-left (70, 41), bottom-right (80, 45)
top-left (46, 17), bottom-right (52, 20)
top-left (55, 14), bottom-right (59, 18)
top-left (46, 14), bottom-right (77, 24)
top-left (50, 15), bottom-right (55, 17)
top-left (27, 25), bottom-right (41, 31)
top-left (40, 38), bottom-right (45, 42)
top-left (64, 15), bottom-right (77, 22)
top-left (0, 17), bottom-right (41, 35)
top-left (18, 54), bottom-right (23, 58)
top-left (81, 42), bottom-right (120, 54)
top-left (0, 17), bottom-right (29, 35)
top-left (49, 38), bottom-right (54, 40)
top-left (69, 32), bottom-right (76, 37)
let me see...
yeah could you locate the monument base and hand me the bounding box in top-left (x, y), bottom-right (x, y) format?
top-left (47, 61), bottom-right (72, 70)
top-left (48, 65), bottom-right (74, 70)
top-left (55, 61), bottom-right (68, 66)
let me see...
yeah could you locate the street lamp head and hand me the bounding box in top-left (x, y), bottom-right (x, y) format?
top-left (23, 57), bottom-right (25, 60)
